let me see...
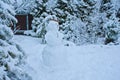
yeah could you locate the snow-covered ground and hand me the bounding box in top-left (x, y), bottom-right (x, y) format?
top-left (13, 35), bottom-right (120, 80)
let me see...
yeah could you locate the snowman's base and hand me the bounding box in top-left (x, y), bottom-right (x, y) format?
top-left (42, 45), bottom-right (68, 70)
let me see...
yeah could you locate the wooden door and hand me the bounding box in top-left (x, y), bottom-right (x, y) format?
top-left (15, 15), bottom-right (27, 30)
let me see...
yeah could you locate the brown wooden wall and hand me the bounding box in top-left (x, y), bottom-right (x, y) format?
top-left (15, 15), bottom-right (27, 30)
top-left (13, 14), bottom-right (33, 31)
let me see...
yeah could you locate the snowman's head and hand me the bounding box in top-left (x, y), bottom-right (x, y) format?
top-left (46, 20), bottom-right (59, 32)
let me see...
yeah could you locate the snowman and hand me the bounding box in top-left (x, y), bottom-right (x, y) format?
top-left (45, 20), bottom-right (63, 46)
top-left (42, 20), bottom-right (67, 69)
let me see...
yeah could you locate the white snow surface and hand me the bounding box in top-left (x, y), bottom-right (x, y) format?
top-left (13, 35), bottom-right (120, 80)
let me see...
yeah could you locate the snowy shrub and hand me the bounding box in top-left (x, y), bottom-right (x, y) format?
top-left (104, 19), bottom-right (119, 44)
top-left (14, 0), bottom-right (35, 14)
top-left (0, 25), bottom-right (13, 40)
top-left (99, 0), bottom-right (120, 44)
top-left (30, 0), bottom-right (120, 45)
top-left (31, 0), bottom-right (97, 45)
top-left (0, 39), bottom-right (32, 80)
top-left (0, 25), bottom-right (32, 80)
top-left (62, 16), bottom-right (86, 45)
top-left (0, 1), bottom-right (32, 80)
top-left (30, 0), bottom-right (46, 32)
top-left (0, 0), bottom-right (17, 26)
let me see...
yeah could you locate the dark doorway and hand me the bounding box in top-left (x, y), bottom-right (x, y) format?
top-left (13, 14), bottom-right (33, 34)
top-left (16, 15), bottom-right (27, 30)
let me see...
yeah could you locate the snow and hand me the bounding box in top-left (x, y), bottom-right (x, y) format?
top-left (0, 24), bottom-right (13, 40)
top-left (0, 0), bottom-right (17, 23)
top-left (46, 0), bottom-right (57, 10)
top-left (13, 35), bottom-right (45, 80)
top-left (0, 66), bottom-right (6, 78)
top-left (0, 0), bottom-right (120, 80)
top-left (13, 35), bottom-right (120, 80)
top-left (14, 0), bottom-right (35, 14)
top-left (24, 30), bottom-right (37, 37)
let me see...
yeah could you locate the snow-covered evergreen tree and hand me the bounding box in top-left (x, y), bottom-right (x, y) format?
top-left (31, 0), bottom-right (47, 33)
top-left (14, 0), bottom-right (35, 14)
top-left (0, 0), bottom-right (17, 26)
top-left (31, 0), bottom-right (119, 45)
top-left (0, 1), bottom-right (32, 80)
top-left (31, 0), bottom-right (97, 45)
top-left (99, 0), bottom-right (120, 44)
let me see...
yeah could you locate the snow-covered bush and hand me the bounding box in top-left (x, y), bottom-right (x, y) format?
top-left (30, 0), bottom-right (46, 32)
top-left (0, 39), bottom-right (32, 80)
top-left (99, 0), bottom-right (120, 44)
top-left (0, 1), bottom-right (32, 80)
top-left (62, 15), bottom-right (86, 45)
top-left (31, 0), bottom-right (120, 45)
top-left (104, 19), bottom-right (119, 44)
top-left (0, 25), bottom-right (32, 80)
top-left (0, 25), bottom-right (13, 40)
top-left (0, 0), bottom-right (17, 26)
top-left (31, 0), bottom-right (97, 45)
top-left (14, 0), bottom-right (35, 14)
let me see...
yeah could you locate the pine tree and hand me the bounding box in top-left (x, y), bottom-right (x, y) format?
top-left (31, 0), bottom-right (97, 45)
top-left (31, 0), bottom-right (119, 45)
top-left (14, 0), bottom-right (35, 14)
top-left (31, 0), bottom-right (47, 32)
top-left (0, 1), bottom-right (32, 80)
top-left (99, 0), bottom-right (120, 44)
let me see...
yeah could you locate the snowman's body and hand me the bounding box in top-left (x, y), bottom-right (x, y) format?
top-left (42, 20), bottom-right (67, 69)
top-left (45, 31), bottom-right (63, 46)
